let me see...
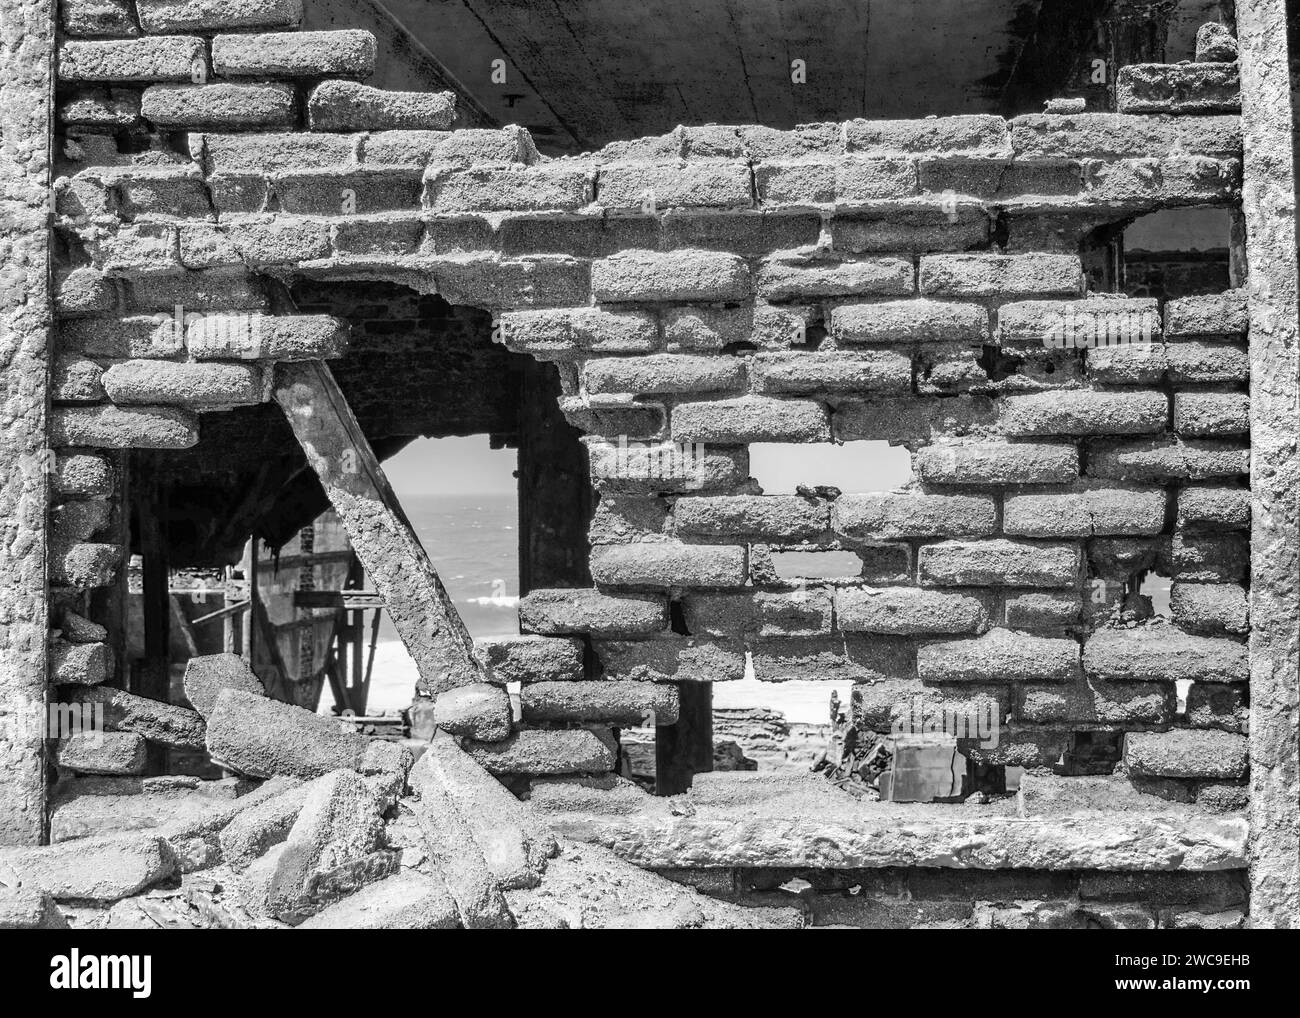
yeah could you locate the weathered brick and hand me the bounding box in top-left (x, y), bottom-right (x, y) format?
top-left (757, 255), bottom-right (914, 300)
top-left (1173, 392), bottom-right (1248, 436)
top-left (918, 539), bottom-right (1080, 588)
top-left (54, 267), bottom-right (118, 317)
top-left (136, 0), bottom-right (303, 33)
top-left (187, 313), bottom-right (348, 360)
top-left (1084, 156), bottom-right (1239, 208)
top-left (918, 158), bottom-right (1083, 202)
top-left (125, 268), bottom-right (265, 312)
top-left (272, 168), bottom-right (422, 215)
top-left (51, 542), bottom-right (121, 588)
top-left (84, 223), bottom-right (180, 273)
top-left (597, 161), bottom-right (753, 211)
top-left (595, 637), bottom-right (746, 683)
top-left (466, 729), bottom-right (616, 776)
top-left (478, 636), bottom-right (583, 684)
top-left (438, 254), bottom-right (590, 311)
top-left (60, 87), bottom-right (142, 128)
top-left (749, 635), bottom-right (914, 683)
top-left (748, 350), bottom-right (911, 395)
top-left (54, 454), bottom-right (115, 500)
top-left (1176, 485), bottom-right (1249, 531)
top-left (363, 127), bottom-right (529, 168)
top-left (917, 628), bottom-right (1080, 683)
top-left (915, 442), bottom-right (1078, 485)
top-left (101, 361), bottom-right (263, 408)
top-left (844, 116), bottom-right (1010, 156)
top-left (201, 132), bottom-right (356, 174)
top-left (1164, 291), bottom-right (1248, 337)
top-left (997, 297), bottom-right (1159, 345)
top-left (832, 493), bottom-right (997, 541)
top-left (831, 205), bottom-right (990, 253)
top-left (184, 218), bottom-right (331, 267)
top-left (51, 406), bottom-right (198, 449)
top-left (1016, 679), bottom-right (1173, 725)
top-left (521, 681), bottom-right (680, 726)
top-left (1003, 590), bottom-right (1081, 630)
top-left (1170, 583), bottom-right (1248, 636)
top-left (588, 495), bottom-right (671, 543)
top-left (673, 495), bottom-right (828, 541)
top-left (1185, 682), bottom-right (1247, 733)
top-left (590, 543), bottom-right (747, 589)
top-left (1087, 437), bottom-right (1248, 481)
top-left (1167, 340), bottom-right (1248, 383)
top-left (1082, 627), bottom-right (1247, 683)
top-left (832, 299), bottom-right (988, 345)
top-left (52, 357), bottom-right (106, 403)
top-left (51, 640), bottom-right (113, 686)
top-left (58, 37), bottom-right (204, 82)
top-left (428, 165), bottom-right (591, 214)
top-left (663, 305), bottom-right (755, 351)
top-left (919, 254), bottom-right (1083, 298)
top-left (61, 0), bottom-right (138, 37)
top-left (560, 398), bottom-right (664, 440)
top-left (501, 307), bottom-right (658, 358)
top-left (833, 395), bottom-right (996, 443)
top-left (671, 396), bottom-right (829, 443)
top-left (211, 30), bottom-right (376, 77)
top-left (583, 354), bottom-right (744, 395)
top-left (660, 210), bottom-right (822, 257)
top-left (1084, 342), bottom-right (1168, 385)
top-left (1002, 483), bottom-right (1165, 538)
top-left (682, 589), bottom-right (832, 638)
top-left (142, 81), bottom-right (295, 128)
top-left (1009, 114), bottom-right (1241, 159)
top-left (1124, 730), bottom-right (1247, 780)
top-left (1170, 532), bottom-right (1248, 583)
top-left (1000, 390), bottom-right (1166, 437)
top-left (57, 732), bottom-right (146, 776)
top-left (592, 250), bottom-right (750, 303)
top-left (518, 589), bottom-right (667, 637)
top-left (1116, 63), bottom-right (1240, 114)
top-left (586, 440), bottom-right (747, 494)
top-left (837, 587), bottom-right (989, 635)
top-left (309, 80), bottom-right (455, 131)
top-left (851, 681), bottom-right (1007, 733)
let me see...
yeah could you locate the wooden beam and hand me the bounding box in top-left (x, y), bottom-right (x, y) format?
top-left (133, 459), bottom-right (169, 776)
top-left (294, 590), bottom-right (386, 610)
top-left (274, 361), bottom-right (484, 695)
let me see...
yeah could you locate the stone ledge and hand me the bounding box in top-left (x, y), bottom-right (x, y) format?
top-left (540, 772), bottom-right (1247, 872)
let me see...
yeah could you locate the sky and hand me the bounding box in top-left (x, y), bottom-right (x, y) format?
top-left (382, 436), bottom-right (914, 499)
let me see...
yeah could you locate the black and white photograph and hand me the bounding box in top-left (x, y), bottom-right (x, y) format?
top-left (0, 0), bottom-right (1294, 989)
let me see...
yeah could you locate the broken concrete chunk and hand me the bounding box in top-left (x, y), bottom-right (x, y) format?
top-left (57, 731), bottom-right (147, 776)
top-left (432, 682), bottom-right (512, 741)
top-left (50, 639), bottom-right (112, 685)
top-left (0, 834), bottom-right (175, 902)
top-left (218, 781), bottom-right (313, 869)
top-left (465, 728), bottom-right (617, 776)
top-left (182, 652), bottom-right (265, 718)
top-left (478, 635), bottom-right (584, 683)
top-left (59, 610), bottom-right (108, 644)
top-left (69, 685), bottom-right (206, 750)
top-left (297, 870), bottom-right (459, 929)
top-left (0, 887), bottom-right (69, 930)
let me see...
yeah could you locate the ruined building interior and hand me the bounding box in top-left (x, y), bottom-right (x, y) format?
top-left (0, 0), bottom-right (1297, 933)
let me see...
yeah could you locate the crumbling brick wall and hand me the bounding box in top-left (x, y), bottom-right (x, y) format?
top-left (28, 0), bottom-right (1289, 923)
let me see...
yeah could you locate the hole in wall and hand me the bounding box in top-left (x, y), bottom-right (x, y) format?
top-left (749, 441), bottom-right (913, 495)
top-left (1123, 207), bottom-right (1234, 299)
top-left (769, 549), bottom-right (863, 581)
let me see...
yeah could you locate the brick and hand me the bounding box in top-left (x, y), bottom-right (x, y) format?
top-left (58, 37), bottom-right (204, 82)
top-left (201, 132), bottom-right (356, 174)
top-left (749, 351), bottom-right (911, 394)
top-left (60, 88), bottom-right (142, 128)
top-left (917, 628), bottom-right (1080, 683)
top-left (663, 305), bottom-right (754, 351)
top-left (1170, 583), bottom-right (1248, 636)
top-left (101, 361), bottom-right (263, 408)
top-left (428, 166), bottom-right (592, 214)
top-left (587, 440), bottom-right (747, 494)
top-left (833, 395), bottom-right (996, 443)
top-left (1185, 683), bottom-right (1247, 733)
top-left (832, 299), bottom-right (988, 345)
top-left (590, 543), bottom-right (747, 590)
top-left (734, 123), bottom-right (841, 159)
top-left (673, 495), bottom-right (828, 541)
top-left (479, 636), bottom-right (583, 684)
top-left (1002, 483), bottom-right (1165, 538)
top-left (831, 205), bottom-right (990, 253)
top-left (918, 539), bottom-right (1080, 588)
top-left (851, 681), bottom-right (1007, 733)
top-left (844, 116), bottom-right (1010, 156)
top-left (597, 161), bottom-right (753, 211)
top-left (584, 354), bottom-right (744, 395)
top-left (1176, 485), bottom-right (1249, 531)
top-left (185, 218), bottom-right (331, 267)
top-left (85, 223), bottom-right (180, 273)
top-left (750, 635), bottom-right (914, 683)
top-left (1167, 340), bottom-right (1248, 383)
top-left (465, 729), bottom-right (616, 776)
top-left (561, 398), bottom-right (664, 440)
top-left (672, 396), bottom-right (829, 443)
top-left (70, 686), bottom-right (206, 750)
top-left (590, 496), bottom-right (668, 545)
top-left (136, 0), bottom-right (303, 32)
top-left (1116, 63), bottom-right (1240, 114)
top-left (51, 542), bottom-right (120, 588)
top-left (1170, 532), bottom-right (1248, 583)
top-left (518, 589), bottom-right (667, 637)
top-left (187, 313), bottom-right (348, 360)
top-left (363, 127), bottom-right (530, 168)
top-left (272, 168), bottom-right (422, 215)
top-left (57, 732), bottom-right (147, 776)
top-left (1084, 342), bottom-right (1168, 385)
top-left (61, 0), bottom-right (138, 36)
top-left (51, 406), bottom-right (198, 450)
top-left (1124, 730), bottom-right (1247, 780)
top-left (114, 167), bottom-right (215, 220)
top-left (126, 269), bottom-right (266, 312)
top-left (431, 684), bottom-right (511, 741)
top-left (1173, 392), bottom-right (1248, 436)
top-left (594, 637), bottom-right (743, 685)
top-left (1016, 680), bottom-right (1173, 725)
top-left (51, 640), bottom-right (113, 685)
top-left (997, 297), bottom-right (1159, 345)
top-left (1082, 627), bottom-right (1247, 683)
top-left (521, 681), bottom-right (680, 726)
top-left (142, 81), bottom-right (295, 129)
top-left (52, 356), bottom-right (106, 403)
top-left (1000, 390), bottom-right (1166, 437)
top-left (837, 587), bottom-right (989, 635)
top-left (1084, 156), bottom-right (1239, 208)
top-left (1009, 114), bottom-right (1241, 159)
top-left (308, 80), bottom-right (455, 131)
top-left (1087, 437), bottom-right (1248, 481)
top-left (55, 267), bottom-right (118, 316)
top-left (211, 30), bottom-right (376, 77)
top-left (54, 454), bottom-right (115, 500)
top-left (920, 253), bottom-right (1082, 298)
top-left (918, 158), bottom-right (1083, 202)
top-left (1003, 590), bottom-right (1081, 630)
top-left (832, 493), bottom-right (997, 541)
top-left (501, 307), bottom-right (658, 358)
top-left (757, 255), bottom-right (913, 300)
top-left (682, 589), bottom-right (832, 638)
top-left (330, 216), bottom-right (423, 257)
top-left (660, 211), bottom-right (822, 257)
top-left (592, 249), bottom-right (750, 303)
top-left (1164, 291), bottom-right (1248, 337)
top-left (438, 254), bottom-right (591, 311)
top-left (915, 442), bottom-right (1078, 485)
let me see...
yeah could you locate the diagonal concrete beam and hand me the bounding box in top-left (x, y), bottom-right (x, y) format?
top-left (274, 360), bottom-right (486, 696)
